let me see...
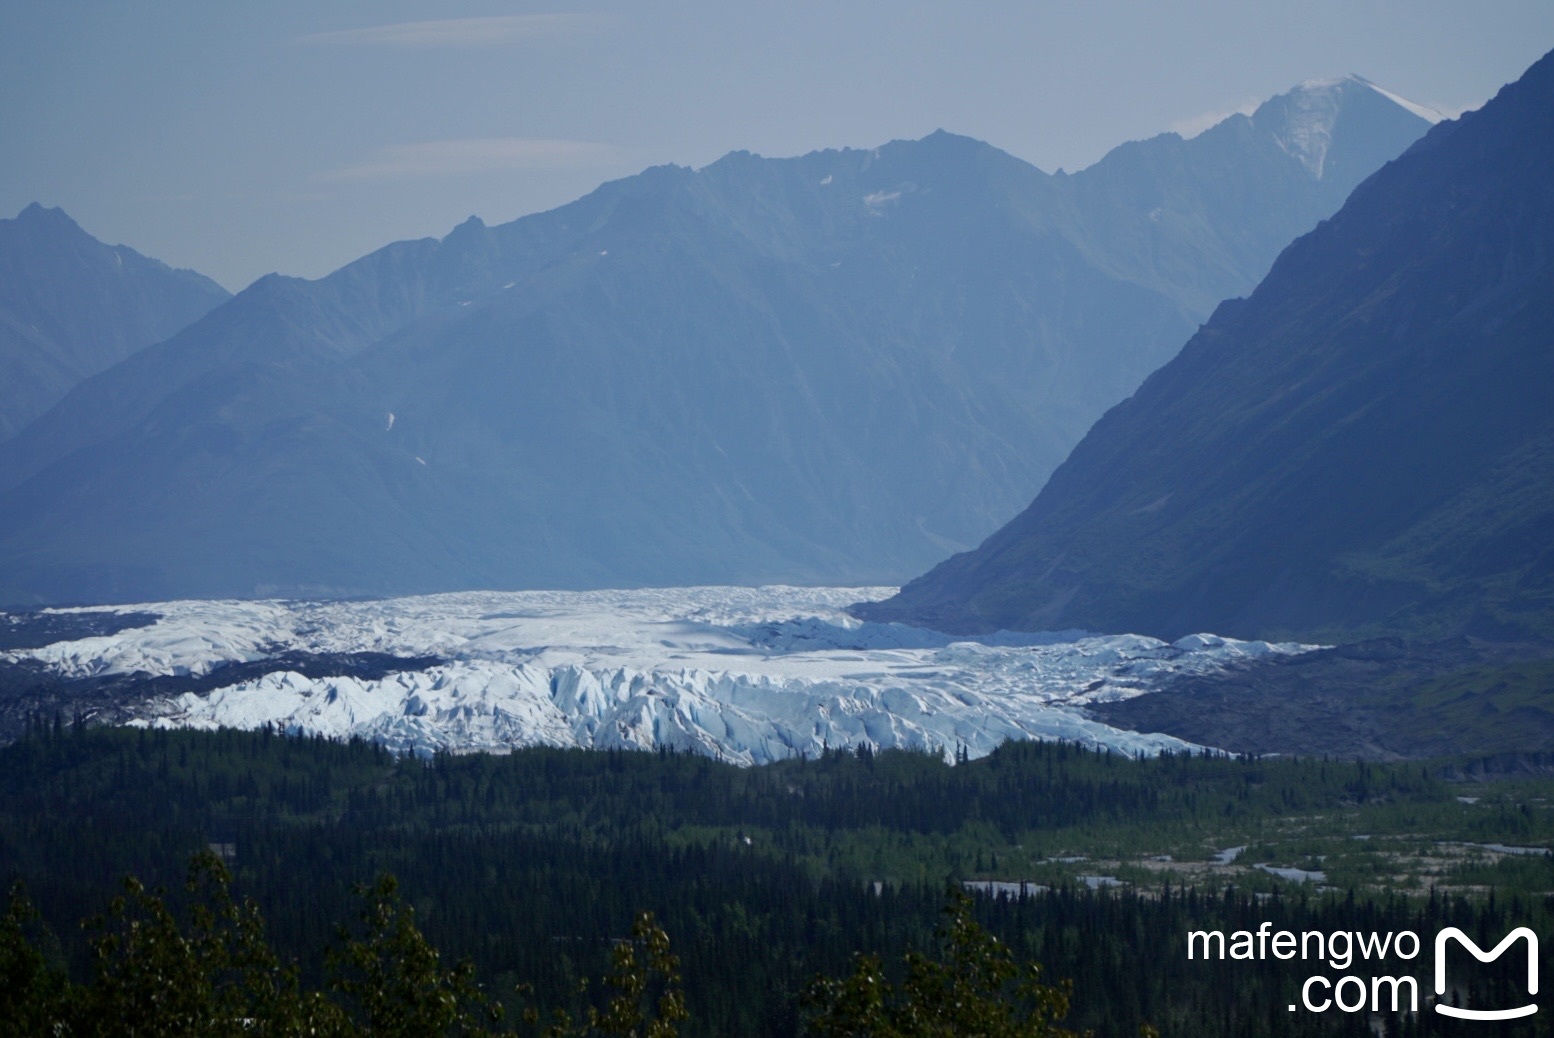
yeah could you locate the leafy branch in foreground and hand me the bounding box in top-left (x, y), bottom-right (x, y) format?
top-left (77, 850), bottom-right (341, 1037)
top-left (540, 912), bottom-right (688, 1038)
top-left (6, 849), bottom-right (1123, 1037)
top-left (805, 890), bottom-right (1087, 1038)
top-left (0, 881), bottom-right (73, 1034)
top-left (328, 873), bottom-right (503, 1036)
top-left (0, 853), bottom-right (689, 1037)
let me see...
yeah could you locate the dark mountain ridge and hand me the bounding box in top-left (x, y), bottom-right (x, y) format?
top-left (0, 81), bottom-right (1433, 604)
top-left (858, 51), bottom-right (1554, 645)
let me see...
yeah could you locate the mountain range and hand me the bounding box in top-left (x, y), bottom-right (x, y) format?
top-left (0, 77), bottom-right (1433, 605)
top-left (0, 205), bottom-right (229, 441)
top-left (860, 51), bottom-right (1554, 645)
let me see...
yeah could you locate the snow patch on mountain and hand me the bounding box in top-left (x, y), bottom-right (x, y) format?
top-left (1351, 76), bottom-right (1445, 124)
top-left (1277, 79), bottom-right (1348, 178)
top-left (7, 587), bottom-right (1321, 764)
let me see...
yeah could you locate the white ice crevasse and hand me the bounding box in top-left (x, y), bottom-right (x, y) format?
top-left (7, 586), bottom-right (1322, 764)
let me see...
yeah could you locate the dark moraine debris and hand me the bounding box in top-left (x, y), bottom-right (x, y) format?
top-left (0, 650), bottom-right (443, 745)
top-left (0, 609), bottom-right (162, 650)
top-left (1090, 638), bottom-right (1554, 761)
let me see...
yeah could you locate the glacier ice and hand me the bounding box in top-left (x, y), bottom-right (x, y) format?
top-left (6, 586), bottom-right (1320, 764)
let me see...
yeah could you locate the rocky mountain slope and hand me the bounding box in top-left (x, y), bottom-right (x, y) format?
top-left (858, 52), bottom-right (1554, 645)
top-left (0, 205), bottom-right (229, 440)
top-left (0, 80), bottom-right (1431, 604)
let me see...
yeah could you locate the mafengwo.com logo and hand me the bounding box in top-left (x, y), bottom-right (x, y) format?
top-left (1435, 927), bottom-right (1539, 1021)
top-left (1187, 922), bottom-right (1540, 1019)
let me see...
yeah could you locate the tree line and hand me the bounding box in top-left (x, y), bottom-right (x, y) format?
top-left (0, 723), bottom-right (1547, 1035)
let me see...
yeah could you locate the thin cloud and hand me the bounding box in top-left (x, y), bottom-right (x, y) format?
top-left (320, 138), bottom-right (619, 181)
top-left (1169, 99), bottom-right (1261, 139)
top-left (297, 14), bottom-right (604, 49)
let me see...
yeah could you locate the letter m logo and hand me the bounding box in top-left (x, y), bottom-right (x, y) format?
top-left (1435, 926), bottom-right (1539, 1021)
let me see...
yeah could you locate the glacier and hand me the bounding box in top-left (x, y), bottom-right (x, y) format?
top-left (6, 586), bottom-right (1320, 764)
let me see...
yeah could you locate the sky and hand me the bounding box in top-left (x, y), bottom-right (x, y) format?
top-left (5, 2), bottom-right (1552, 292)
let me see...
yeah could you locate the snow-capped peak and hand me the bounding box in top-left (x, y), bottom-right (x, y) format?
top-left (1269, 74), bottom-right (1441, 179)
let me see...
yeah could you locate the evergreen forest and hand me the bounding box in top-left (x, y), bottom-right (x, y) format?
top-left (1, 722), bottom-right (1550, 1035)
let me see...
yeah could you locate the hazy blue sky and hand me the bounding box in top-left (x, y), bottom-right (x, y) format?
top-left (5, 1), bottom-right (1552, 290)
